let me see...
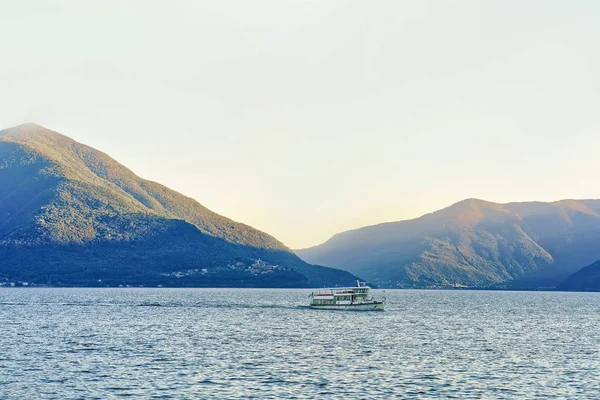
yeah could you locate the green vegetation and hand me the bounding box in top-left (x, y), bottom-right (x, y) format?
top-left (0, 124), bottom-right (356, 287)
top-left (297, 198), bottom-right (600, 289)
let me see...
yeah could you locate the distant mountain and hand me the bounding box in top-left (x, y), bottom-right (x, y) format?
top-left (557, 260), bottom-right (600, 291)
top-left (296, 198), bottom-right (600, 289)
top-left (0, 123), bottom-right (356, 287)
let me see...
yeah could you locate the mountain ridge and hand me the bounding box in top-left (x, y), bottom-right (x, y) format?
top-left (0, 123), bottom-right (283, 248)
top-left (558, 260), bottom-right (600, 291)
top-left (296, 198), bottom-right (600, 288)
top-left (0, 123), bottom-right (356, 287)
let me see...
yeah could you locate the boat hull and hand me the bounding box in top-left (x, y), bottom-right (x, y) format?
top-left (310, 302), bottom-right (384, 311)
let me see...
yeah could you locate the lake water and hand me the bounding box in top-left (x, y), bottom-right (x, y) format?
top-left (1, 288), bottom-right (599, 399)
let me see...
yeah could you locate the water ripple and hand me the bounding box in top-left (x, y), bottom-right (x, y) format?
top-left (0, 288), bottom-right (599, 398)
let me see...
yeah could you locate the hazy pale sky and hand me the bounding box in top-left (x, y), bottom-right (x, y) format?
top-left (1, 1), bottom-right (599, 248)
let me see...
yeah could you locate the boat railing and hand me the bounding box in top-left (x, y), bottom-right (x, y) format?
top-left (311, 288), bottom-right (368, 295)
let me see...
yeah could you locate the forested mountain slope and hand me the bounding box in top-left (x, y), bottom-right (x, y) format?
top-left (0, 124), bottom-right (356, 287)
top-left (297, 198), bottom-right (600, 288)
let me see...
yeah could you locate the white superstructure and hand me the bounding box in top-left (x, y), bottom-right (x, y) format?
top-left (309, 281), bottom-right (385, 311)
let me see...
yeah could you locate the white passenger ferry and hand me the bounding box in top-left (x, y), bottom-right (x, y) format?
top-left (309, 281), bottom-right (385, 311)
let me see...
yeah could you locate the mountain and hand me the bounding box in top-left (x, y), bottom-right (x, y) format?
top-left (296, 198), bottom-right (600, 289)
top-left (0, 123), bottom-right (356, 287)
top-left (557, 260), bottom-right (600, 291)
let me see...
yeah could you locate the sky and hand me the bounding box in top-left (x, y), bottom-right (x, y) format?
top-left (1, 1), bottom-right (599, 249)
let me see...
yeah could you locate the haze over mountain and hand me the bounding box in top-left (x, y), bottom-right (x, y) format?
top-left (0, 123), bottom-right (356, 287)
top-left (296, 198), bottom-right (600, 289)
top-left (3, 2), bottom-right (599, 250)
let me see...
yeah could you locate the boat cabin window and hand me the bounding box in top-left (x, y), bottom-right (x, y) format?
top-left (313, 299), bottom-right (334, 305)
